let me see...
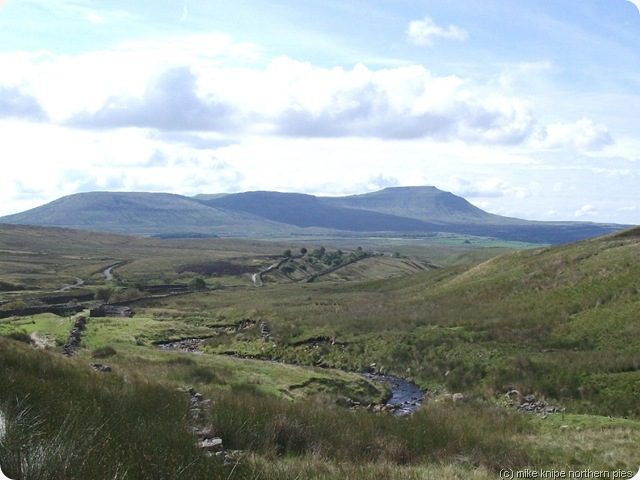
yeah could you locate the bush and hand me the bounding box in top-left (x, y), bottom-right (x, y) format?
top-left (188, 276), bottom-right (207, 292)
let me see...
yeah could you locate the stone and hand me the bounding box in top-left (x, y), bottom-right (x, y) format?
top-left (452, 393), bottom-right (466, 404)
top-left (193, 426), bottom-right (214, 439)
top-left (91, 363), bottom-right (112, 373)
top-left (506, 389), bottom-right (520, 399)
top-left (199, 437), bottom-right (223, 451)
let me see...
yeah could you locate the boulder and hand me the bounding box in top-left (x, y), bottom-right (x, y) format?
top-left (199, 437), bottom-right (223, 451)
top-left (452, 393), bottom-right (466, 404)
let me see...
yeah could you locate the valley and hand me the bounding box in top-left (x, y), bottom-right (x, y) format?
top-left (0, 223), bottom-right (639, 479)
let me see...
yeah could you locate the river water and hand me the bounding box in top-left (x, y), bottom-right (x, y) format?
top-left (156, 339), bottom-right (424, 414)
top-left (363, 373), bottom-right (424, 415)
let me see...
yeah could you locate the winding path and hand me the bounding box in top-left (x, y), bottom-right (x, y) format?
top-left (252, 258), bottom-right (289, 286)
top-left (57, 277), bottom-right (84, 292)
top-left (103, 261), bottom-right (129, 281)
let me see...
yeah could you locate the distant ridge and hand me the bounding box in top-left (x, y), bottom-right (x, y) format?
top-left (320, 186), bottom-right (502, 223)
top-left (0, 191), bottom-right (295, 237)
top-left (0, 187), bottom-right (628, 243)
top-left (203, 191), bottom-right (441, 231)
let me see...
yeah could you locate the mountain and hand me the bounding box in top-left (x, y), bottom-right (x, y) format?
top-left (205, 187), bottom-right (627, 243)
top-left (0, 191), bottom-right (296, 237)
top-left (0, 187), bottom-right (628, 243)
top-left (320, 186), bottom-right (505, 224)
top-left (202, 191), bottom-right (442, 231)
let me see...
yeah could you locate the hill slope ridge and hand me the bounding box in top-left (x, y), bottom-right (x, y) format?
top-left (0, 187), bottom-right (627, 243)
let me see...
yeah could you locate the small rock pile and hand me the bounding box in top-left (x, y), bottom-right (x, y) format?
top-left (505, 390), bottom-right (563, 417)
top-left (62, 316), bottom-right (87, 356)
top-left (259, 321), bottom-right (270, 340)
top-left (90, 363), bottom-right (112, 373)
top-left (181, 387), bottom-right (242, 463)
top-left (348, 401), bottom-right (399, 414)
top-left (158, 338), bottom-right (207, 353)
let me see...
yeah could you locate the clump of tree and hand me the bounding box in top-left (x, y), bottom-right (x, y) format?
top-left (188, 276), bottom-right (207, 292)
top-left (280, 264), bottom-right (296, 275)
top-left (94, 286), bottom-right (113, 303)
top-left (307, 246), bottom-right (374, 267)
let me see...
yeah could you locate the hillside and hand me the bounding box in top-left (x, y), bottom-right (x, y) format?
top-left (168, 225), bottom-right (640, 418)
top-left (0, 187), bottom-right (628, 243)
top-left (0, 224), bottom-right (639, 477)
top-left (0, 191), bottom-right (297, 237)
top-left (320, 186), bottom-right (504, 223)
top-left (203, 191), bottom-right (440, 231)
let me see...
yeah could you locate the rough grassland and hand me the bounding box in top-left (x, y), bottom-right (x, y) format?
top-left (1, 224), bottom-right (639, 477)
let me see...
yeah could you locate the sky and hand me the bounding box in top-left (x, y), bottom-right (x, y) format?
top-left (0, 0), bottom-right (639, 224)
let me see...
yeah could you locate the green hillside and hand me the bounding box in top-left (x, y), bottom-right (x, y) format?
top-left (0, 191), bottom-right (297, 236)
top-left (155, 226), bottom-right (640, 418)
top-left (1, 225), bottom-right (639, 478)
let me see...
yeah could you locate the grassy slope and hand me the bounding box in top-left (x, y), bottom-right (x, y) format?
top-left (1, 225), bottom-right (640, 477)
top-left (156, 227), bottom-right (640, 417)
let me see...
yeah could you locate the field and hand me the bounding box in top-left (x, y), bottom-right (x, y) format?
top-left (1, 224), bottom-right (639, 479)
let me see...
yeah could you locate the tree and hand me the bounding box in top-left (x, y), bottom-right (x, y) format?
top-left (300, 247), bottom-right (307, 255)
top-left (94, 287), bottom-right (113, 303)
top-left (283, 249), bottom-right (292, 258)
top-left (188, 276), bottom-right (207, 292)
top-left (280, 264), bottom-right (295, 275)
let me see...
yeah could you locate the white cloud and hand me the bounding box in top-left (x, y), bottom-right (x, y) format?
top-left (533, 118), bottom-right (613, 151)
top-left (498, 61), bottom-right (554, 91)
top-left (575, 204), bottom-right (598, 218)
top-left (0, 40), bottom-right (543, 144)
top-left (406, 15), bottom-right (468, 46)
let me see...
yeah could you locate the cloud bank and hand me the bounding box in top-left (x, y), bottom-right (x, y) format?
top-left (0, 36), bottom-right (608, 151)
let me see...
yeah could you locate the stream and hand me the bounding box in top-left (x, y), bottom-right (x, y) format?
top-left (156, 338), bottom-right (424, 414)
top-left (363, 373), bottom-right (424, 415)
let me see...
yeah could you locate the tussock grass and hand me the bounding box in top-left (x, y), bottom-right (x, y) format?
top-left (206, 387), bottom-right (533, 469)
top-left (0, 338), bottom-right (239, 479)
top-left (2, 224), bottom-right (640, 476)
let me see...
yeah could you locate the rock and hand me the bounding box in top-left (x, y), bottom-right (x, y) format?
top-left (506, 389), bottom-right (520, 400)
top-left (199, 437), bottom-right (223, 451)
top-left (524, 394), bottom-right (536, 403)
top-left (193, 426), bottom-right (214, 439)
top-left (452, 393), bottom-right (466, 404)
top-left (91, 363), bottom-right (112, 373)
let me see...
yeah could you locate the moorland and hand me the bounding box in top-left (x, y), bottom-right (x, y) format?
top-left (0, 222), bottom-right (639, 479)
